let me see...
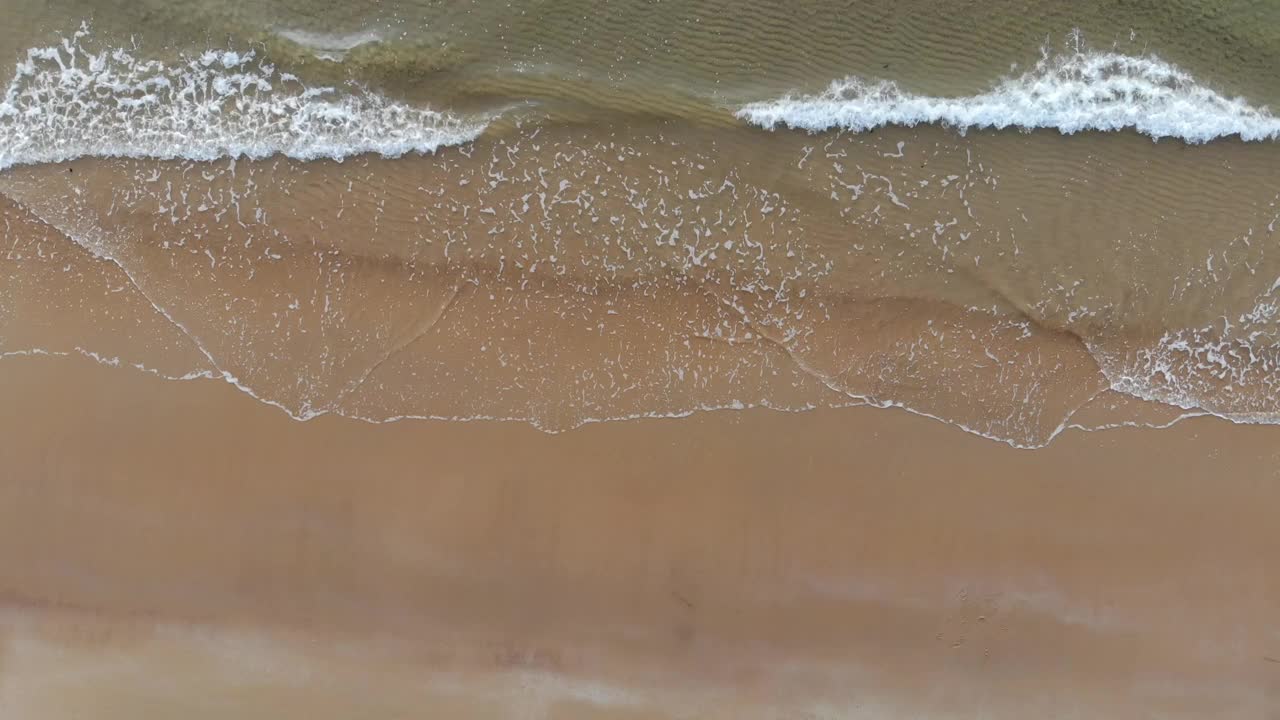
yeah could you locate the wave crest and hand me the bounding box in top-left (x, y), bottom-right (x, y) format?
top-left (737, 50), bottom-right (1280, 143)
top-left (0, 26), bottom-right (486, 172)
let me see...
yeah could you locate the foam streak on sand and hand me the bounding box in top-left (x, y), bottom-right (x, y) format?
top-left (0, 27), bottom-right (486, 172)
top-left (738, 50), bottom-right (1280, 143)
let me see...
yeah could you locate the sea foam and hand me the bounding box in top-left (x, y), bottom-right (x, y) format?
top-left (0, 26), bottom-right (486, 172)
top-left (737, 50), bottom-right (1280, 143)
top-left (272, 28), bottom-right (384, 62)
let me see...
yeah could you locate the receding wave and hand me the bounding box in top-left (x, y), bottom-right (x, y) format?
top-left (0, 27), bottom-right (486, 172)
top-left (737, 49), bottom-right (1280, 143)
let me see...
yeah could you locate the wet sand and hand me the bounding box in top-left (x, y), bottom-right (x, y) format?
top-left (0, 353), bottom-right (1277, 718)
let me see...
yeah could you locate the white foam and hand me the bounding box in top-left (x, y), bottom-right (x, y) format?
top-left (0, 26), bottom-right (486, 172)
top-left (273, 27), bottom-right (384, 62)
top-left (738, 50), bottom-right (1280, 143)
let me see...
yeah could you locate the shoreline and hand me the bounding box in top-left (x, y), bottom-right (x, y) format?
top-left (7, 119), bottom-right (1280, 444)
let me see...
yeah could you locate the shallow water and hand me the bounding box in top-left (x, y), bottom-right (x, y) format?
top-left (10, 0), bottom-right (1280, 111)
top-left (2, 0), bottom-right (1279, 445)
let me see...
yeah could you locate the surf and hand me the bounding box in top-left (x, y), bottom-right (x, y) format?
top-left (737, 48), bottom-right (1280, 143)
top-left (0, 26), bottom-right (487, 173)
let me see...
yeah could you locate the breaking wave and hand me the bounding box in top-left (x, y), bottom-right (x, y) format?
top-left (738, 49), bottom-right (1280, 143)
top-left (0, 26), bottom-right (486, 172)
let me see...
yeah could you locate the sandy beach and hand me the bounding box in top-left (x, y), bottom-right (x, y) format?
top-left (0, 354), bottom-right (1276, 718)
top-left (4, 3), bottom-right (1280, 716)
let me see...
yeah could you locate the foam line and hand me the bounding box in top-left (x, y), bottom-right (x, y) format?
top-left (738, 50), bottom-right (1280, 143)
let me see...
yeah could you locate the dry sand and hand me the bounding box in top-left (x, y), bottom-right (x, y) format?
top-left (0, 354), bottom-right (1277, 718)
